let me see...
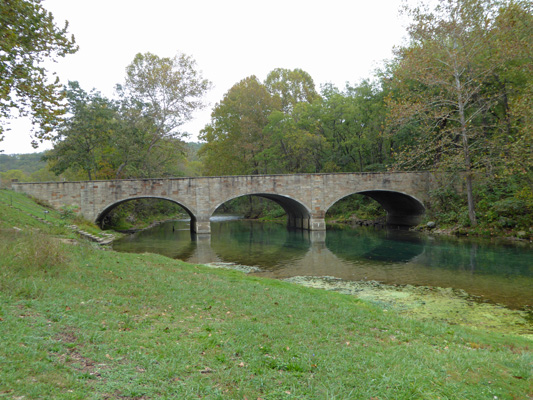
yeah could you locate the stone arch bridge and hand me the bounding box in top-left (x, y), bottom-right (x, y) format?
top-left (12, 172), bottom-right (437, 234)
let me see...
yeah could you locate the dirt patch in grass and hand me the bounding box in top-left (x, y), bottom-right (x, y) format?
top-left (54, 328), bottom-right (105, 380)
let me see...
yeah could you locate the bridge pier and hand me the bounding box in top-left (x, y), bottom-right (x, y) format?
top-left (287, 216), bottom-right (326, 231)
top-left (309, 217), bottom-right (326, 230)
top-left (191, 218), bottom-right (211, 235)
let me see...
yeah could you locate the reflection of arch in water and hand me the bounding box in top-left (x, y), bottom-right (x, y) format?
top-left (112, 220), bottom-right (199, 260)
top-left (325, 228), bottom-right (425, 264)
top-left (248, 229), bottom-right (425, 279)
top-left (207, 220), bottom-right (310, 268)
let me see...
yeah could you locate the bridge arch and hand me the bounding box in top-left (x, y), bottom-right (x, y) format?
top-left (326, 190), bottom-right (426, 226)
top-left (95, 196), bottom-right (198, 228)
top-left (211, 193), bottom-right (314, 230)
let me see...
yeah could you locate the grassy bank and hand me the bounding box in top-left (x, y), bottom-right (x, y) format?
top-left (1, 191), bottom-right (532, 399)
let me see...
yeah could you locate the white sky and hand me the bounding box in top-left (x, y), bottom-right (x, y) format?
top-left (1, 0), bottom-right (413, 154)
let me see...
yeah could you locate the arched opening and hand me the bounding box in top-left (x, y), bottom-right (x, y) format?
top-left (326, 190), bottom-right (425, 227)
top-left (96, 196), bottom-right (194, 231)
top-left (212, 193), bottom-right (312, 230)
top-left (326, 193), bottom-right (387, 227)
top-left (361, 190), bottom-right (425, 226)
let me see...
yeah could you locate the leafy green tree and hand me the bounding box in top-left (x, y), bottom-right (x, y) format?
top-left (0, 0), bottom-right (77, 148)
top-left (29, 165), bottom-right (60, 182)
top-left (344, 81), bottom-right (391, 170)
top-left (312, 82), bottom-right (390, 173)
top-left (319, 84), bottom-right (365, 171)
top-left (46, 82), bottom-right (188, 180)
top-left (387, 0), bottom-right (528, 225)
top-left (262, 104), bottom-right (327, 173)
top-left (264, 68), bottom-right (320, 113)
top-left (199, 76), bottom-right (279, 175)
top-left (45, 82), bottom-right (118, 180)
top-left (259, 68), bottom-right (326, 173)
top-left (117, 52), bottom-right (211, 148)
top-left (109, 98), bottom-right (166, 179)
top-left (200, 69), bottom-right (326, 176)
top-left (0, 169), bottom-right (28, 188)
top-left (489, 1), bottom-right (533, 182)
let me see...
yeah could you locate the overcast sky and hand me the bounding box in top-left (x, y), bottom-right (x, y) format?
top-left (1, 0), bottom-right (415, 154)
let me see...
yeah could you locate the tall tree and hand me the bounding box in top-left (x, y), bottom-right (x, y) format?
top-left (199, 76), bottom-right (279, 175)
top-left (489, 1), bottom-right (533, 182)
top-left (46, 82), bottom-right (187, 180)
top-left (387, 0), bottom-right (525, 225)
top-left (45, 82), bottom-right (118, 180)
top-left (0, 0), bottom-right (77, 148)
top-left (117, 52), bottom-right (211, 152)
top-left (264, 68), bottom-right (320, 113)
top-left (263, 103), bottom-right (327, 173)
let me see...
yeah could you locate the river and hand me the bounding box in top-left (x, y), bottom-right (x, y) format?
top-left (113, 217), bottom-right (533, 312)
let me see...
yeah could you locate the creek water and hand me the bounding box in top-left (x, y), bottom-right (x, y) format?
top-left (112, 217), bottom-right (533, 311)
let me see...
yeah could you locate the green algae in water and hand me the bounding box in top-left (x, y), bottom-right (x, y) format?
top-left (284, 276), bottom-right (533, 339)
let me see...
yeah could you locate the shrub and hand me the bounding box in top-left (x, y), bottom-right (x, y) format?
top-left (59, 205), bottom-right (80, 220)
top-left (0, 231), bottom-right (69, 298)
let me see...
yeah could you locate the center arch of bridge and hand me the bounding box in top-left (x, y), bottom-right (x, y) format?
top-left (95, 196), bottom-right (197, 226)
top-left (210, 193), bottom-right (311, 220)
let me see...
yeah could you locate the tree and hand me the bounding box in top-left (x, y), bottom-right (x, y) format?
top-left (0, 0), bottom-right (77, 147)
top-left (0, 169), bottom-right (28, 188)
top-left (117, 52), bottom-right (211, 151)
top-left (387, 0), bottom-right (525, 225)
top-left (199, 76), bottom-right (279, 175)
top-left (489, 1), bottom-right (533, 182)
top-left (264, 68), bottom-right (320, 113)
top-left (263, 104), bottom-right (327, 173)
top-left (45, 82), bottom-right (118, 180)
top-left (45, 82), bottom-right (188, 180)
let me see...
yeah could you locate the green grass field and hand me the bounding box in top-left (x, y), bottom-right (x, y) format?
top-left (1, 189), bottom-right (532, 399)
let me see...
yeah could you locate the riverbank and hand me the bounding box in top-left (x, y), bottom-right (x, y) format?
top-left (201, 262), bottom-right (533, 339)
top-left (326, 215), bottom-right (533, 243)
top-left (285, 276), bottom-right (533, 339)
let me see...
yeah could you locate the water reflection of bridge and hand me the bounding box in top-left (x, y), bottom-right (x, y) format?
top-left (185, 229), bottom-right (425, 280)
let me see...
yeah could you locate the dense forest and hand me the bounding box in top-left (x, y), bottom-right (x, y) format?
top-left (1, 0), bottom-right (531, 236)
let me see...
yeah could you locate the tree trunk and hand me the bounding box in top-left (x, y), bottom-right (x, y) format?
top-left (115, 162), bottom-right (127, 179)
top-left (455, 72), bottom-right (477, 226)
top-left (465, 170), bottom-right (476, 225)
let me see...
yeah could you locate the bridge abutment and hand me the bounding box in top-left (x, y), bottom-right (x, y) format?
top-left (309, 217), bottom-right (326, 230)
